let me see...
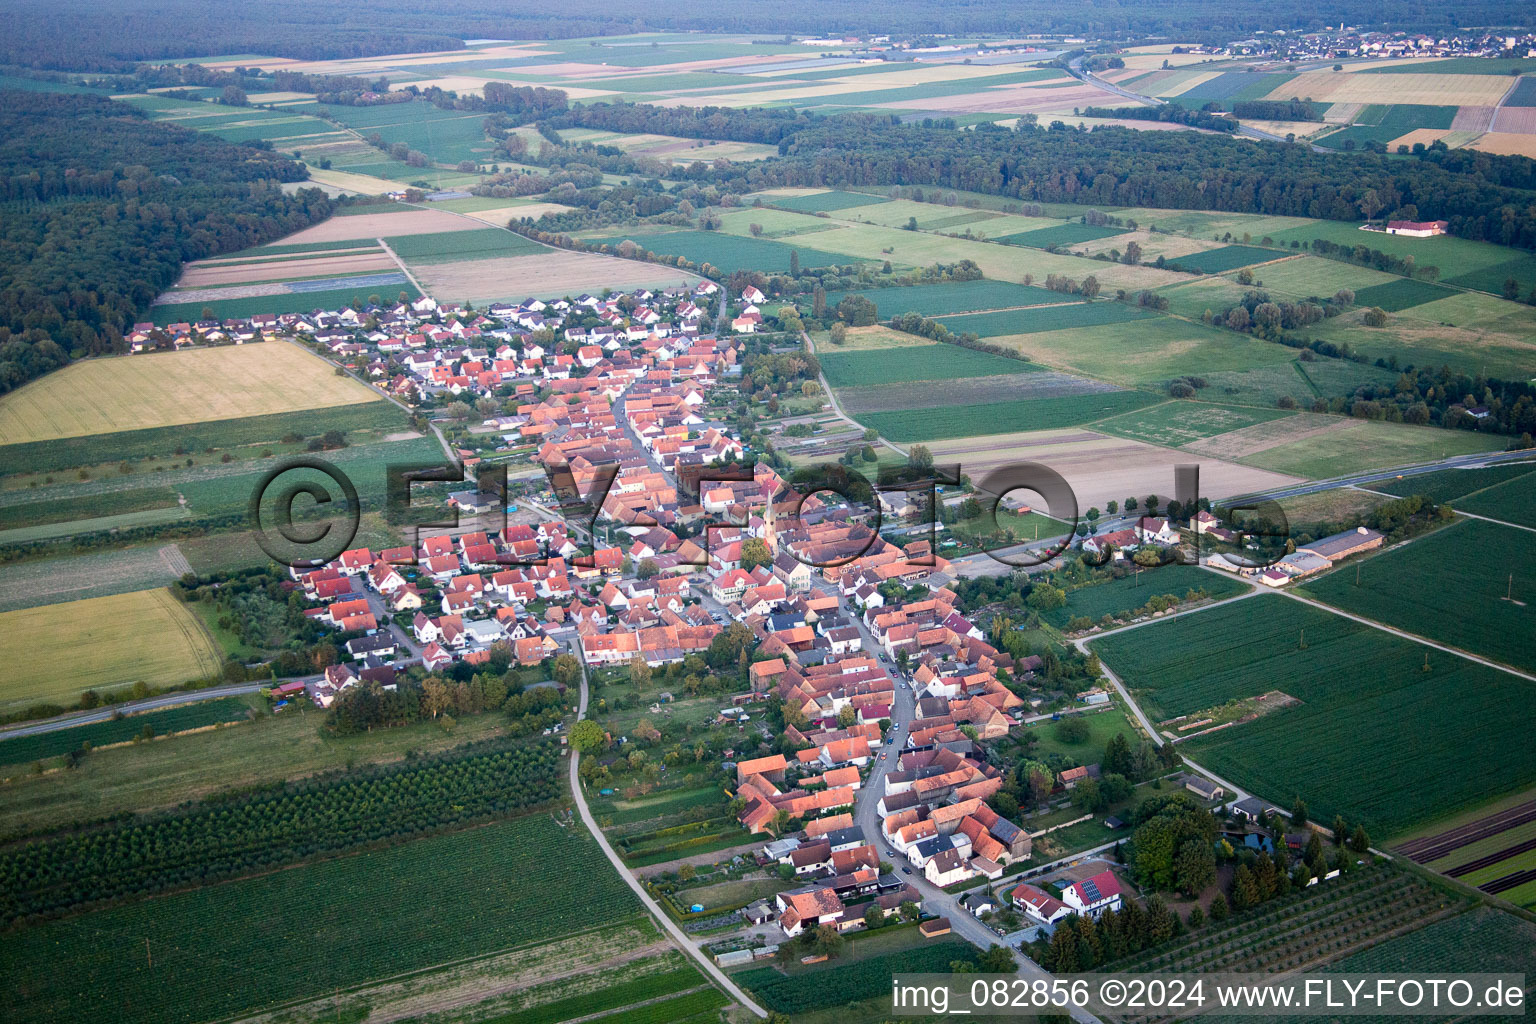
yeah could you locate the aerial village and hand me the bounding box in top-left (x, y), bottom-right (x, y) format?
top-left (213, 273), bottom-right (1386, 954)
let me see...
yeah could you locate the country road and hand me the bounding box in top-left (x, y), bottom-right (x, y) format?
top-left (566, 650), bottom-right (769, 1018)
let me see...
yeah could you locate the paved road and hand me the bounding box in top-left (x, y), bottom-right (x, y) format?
top-left (821, 580), bottom-right (1102, 1024)
top-left (1232, 448), bottom-right (1536, 505)
top-left (566, 650), bottom-right (769, 1018)
top-left (0, 681), bottom-right (275, 739)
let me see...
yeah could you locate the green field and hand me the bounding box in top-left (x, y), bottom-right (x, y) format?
top-left (996, 222), bottom-right (1126, 248)
top-left (0, 698), bottom-right (253, 768)
top-left (861, 390), bottom-right (1163, 442)
top-left (150, 281), bottom-right (421, 323)
top-left (1374, 461), bottom-right (1536, 523)
top-left (1302, 518), bottom-right (1536, 673)
top-left (822, 279), bottom-right (1061, 317)
top-left (770, 190), bottom-right (890, 213)
top-left (1350, 277), bottom-right (1460, 311)
top-left (1092, 594), bottom-right (1536, 837)
top-left (735, 938), bottom-right (977, 1014)
top-left (384, 227), bottom-right (545, 263)
top-left (1242, 419), bottom-right (1505, 478)
top-left (818, 342), bottom-right (1033, 387)
top-left (1208, 909), bottom-right (1536, 1024)
top-left (1317, 103), bottom-right (1459, 150)
top-left (591, 229), bottom-right (856, 275)
top-left (1172, 244), bottom-right (1282, 274)
top-left (1090, 400), bottom-right (1295, 447)
top-left (991, 317), bottom-right (1299, 387)
top-left (0, 815), bottom-right (641, 1024)
top-left (937, 301), bottom-right (1154, 338)
top-left (0, 401), bottom-right (406, 476)
top-left (1044, 564), bottom-right (1249, 628)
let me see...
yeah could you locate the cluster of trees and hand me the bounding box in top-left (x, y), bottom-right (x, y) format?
top-left (326, 669), bottom-right (569, 735)
top-left (128, 63), bottom-right (400, 106)
top-left (1079, 104), bottom-right (1237, 133)
top-left (13, 0), bottom-right (1530, 73)
top-left (0, 93), bottom-right (330, 394)
top-left (762, 116), bottom-right (1536, 249)
top-left (1229, 98), bottom-right (1324, 121)
top-left (1307, 236), bottom-right (1440, 280)
top-left (545, 100), bottom-right (817, 146)
top-left (0, 739), bottom-right (559, 926)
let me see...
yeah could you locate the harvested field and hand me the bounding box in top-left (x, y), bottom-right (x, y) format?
top-left (0, 589), bottom-right (223, 713)
top-left (464, 202), bottom-right (575, 225)
top-left (1384, 128), bottom-right (1458, 150)
top-left (868, 82), bottom-right (1118, 115)
top-left (1266, 72), bottom-right (1511, 106)
top-left (0, 344), bottom-right (379, 444)
top-left (838, 371), bottom-right (1119, 414)
top-left (1185, 413), bottom-right (1358, 460)
top-left (412, 251), bottom-right (701, 304)
top-left (924, 430), bottom-right (1301, 508)
top-left (303, 167), bottom-right (396, 194)
top-left (1470, 131), bottom-right (1536, 158)
top-left (268, 209), bottom-right (472, 245)
top-left (174, 251), bottom-right (396, 288)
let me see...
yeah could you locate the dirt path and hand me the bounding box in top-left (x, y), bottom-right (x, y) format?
top-left (377, 237), bottom-right (430, 298)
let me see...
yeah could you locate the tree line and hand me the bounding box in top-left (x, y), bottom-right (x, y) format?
top-left (0, 92), bottom-right (332, 394)
top-left (0, 738), bottom-right (560, 928)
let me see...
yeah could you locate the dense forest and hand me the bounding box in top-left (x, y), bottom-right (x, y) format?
top-left (0, 92), bottom-right (332, 394)
top-left (4, 0), bottom-right (1532, 71)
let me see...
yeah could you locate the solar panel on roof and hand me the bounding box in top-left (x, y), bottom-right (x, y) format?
top-left (1081, 880), bottom-right (1102, 902)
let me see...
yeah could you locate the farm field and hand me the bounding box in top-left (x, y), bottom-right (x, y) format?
top-left (1350, 277), bottom-right (1459, 311)
top-left (1240, 419), bottom-right (1506, 478)
top-left (924, 429), bottom-right (1302, 509)
top-left (412, 250), bottom-right (701, 304)
top-left (764, 221), bottom-right (1183, 292)
top-left (817, 341), bottom-right (1034, 388)
top-left (0, 345), bottom-right (380, 444)
top-left (149, 281), bottom-right (420, 324)
top-left (588, 229), bottom-right (855, 274)
top-left (768, 189), bottom-right (890, 213)
top-left (1373, 462), bottom-right (1536, 502)
top-left (937, 300), bottom-right (1154, 338)
top-left (1305, 302), bottom-right (1536, 380)
top-left (837, 370), bottom-right (1119, 416)
top-left (1092, 594), bottom-right (1536, 837)
top-left (1043, 563), bottom-right (1249, 629)
top-left (1273, 486), bottom-right (1399, 532)
top-left (734, 938), bottom-right (978, 1015)
top-left (985, 317), bottom-right (1298, 386)
top-left (1169, 244), bottom-right (1283, 274)
top-left (859, 390), bottom-right (1162, 443)
top-left (0, 589), bottom-right (223, 715)
top-left (1089, 400), bottom-right (1295, 449)
top-left (0, 400), bottom-right (407, 477)
top-left (1235, 254), bottom-right (1401, 297)
top-left (384, 226), bottom-right (546, 263)
top-left (1397, 797), bottom-right (1536, 910)
top-left (0, 697), bottom-right (253, 769)
top-left (1204, 908), bottom-right (1536, 1024)
top-left (812, 324), bottom-right (935, 351)
top-left (1302, 518), bottom-right (1536, 673)
top-left (996, 222), bottom-right (1126, 248)
top-left (0, 815), bottom-right (644, 1024)
top-left (821, 279), bottom-right (1062, 317)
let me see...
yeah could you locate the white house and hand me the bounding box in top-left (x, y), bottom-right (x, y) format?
top-left (1060, 870), bottom-right (1123, 919)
